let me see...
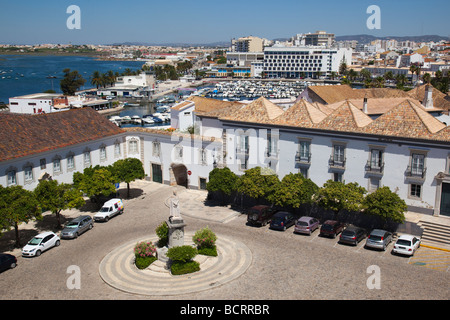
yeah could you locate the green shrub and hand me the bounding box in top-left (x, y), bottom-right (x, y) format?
top-left (156, 221), bottom-right (169, 247)
top-left (170, 260), bottom-right (200, 275)
top-left (198, 245), bottom-right (218, 257)
top-left (193, 227), bottom-right (217, 249)
top-left (135, 256), bottom-right (157, 269)
top-left (166, 245), bottom-right (198, 262)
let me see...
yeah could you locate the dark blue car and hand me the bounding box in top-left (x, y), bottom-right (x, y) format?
top-left (0, 253), bottom-right (17, 272)
top-left (270, 211), bottom-right (295, 231)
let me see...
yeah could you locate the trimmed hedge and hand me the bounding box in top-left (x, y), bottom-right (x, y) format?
top-left (135, 256), bottom-right (157, 269)
top-left (170, 260), bottom-right (200, 275)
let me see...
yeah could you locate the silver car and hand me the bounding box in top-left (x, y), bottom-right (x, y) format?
top-left (61, 215), bottom-right (94, 239)
top-left (365, 229), bottom-right (393, 251)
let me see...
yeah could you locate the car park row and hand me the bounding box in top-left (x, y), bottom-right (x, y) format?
top-left (0, 198), bottom-right (124, 273)
top-left (247, 205), bottom-right (422, 257)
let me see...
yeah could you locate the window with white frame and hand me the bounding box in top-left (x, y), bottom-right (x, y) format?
top-left (84, 151), bottom-right (91, 167)
top-left (24, 166), bottom-right (33, 183)
top-left (100, 146), bottom-right (107, 161)
top-left (411, 153), bottom-right (425, 176)
top-left (53, 157), bottom-right (61, 173)
top-left (199, 148), bottom-right (207, 165)
top-left (7, 169), bottom-right (17, 186)
top-left (128, 139), bottom-right (139, 154)
top-left (114, 142), bottom-right (120, 158)
top-left (174, 144), bottom-right (183, 161)
top-left (152, 141), bottom-right (161, 157)
top-left (333, 144), bottom-right (345, 164)
top-left (67, 154), bottom-right (75, 170)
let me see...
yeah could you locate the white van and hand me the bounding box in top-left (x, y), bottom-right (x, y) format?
top-left (94, 198), bottom-right (124, 222)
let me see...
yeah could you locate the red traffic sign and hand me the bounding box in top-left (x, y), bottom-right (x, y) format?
top-left (187, 170), bottom-right (192, 175)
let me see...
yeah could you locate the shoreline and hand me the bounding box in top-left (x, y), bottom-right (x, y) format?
top-left (0, 51), bottom-right (138, 62)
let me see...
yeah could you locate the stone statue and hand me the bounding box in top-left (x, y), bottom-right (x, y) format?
top-left (169, 190), bottom-right (182, 222)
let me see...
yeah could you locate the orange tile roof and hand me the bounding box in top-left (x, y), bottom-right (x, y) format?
top-left (314, 101), bottom-right (373, 132)
top-left (360, 99), bottom-right (446, 140)
top-left (220, 97), bottom-right (284, 124)
top-left (0, 108), bottom-right (124, 162)
top-left (272, 99), bottom-right (326, 127)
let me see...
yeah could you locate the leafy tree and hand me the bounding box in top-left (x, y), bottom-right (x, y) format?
top-left (91, 70), bottom-right (103, 89)
top-left (0, 185), bottom-right (41, 247)
top-left (363, 186), bottom-right (406, 224)
top-left (235, 167), bottom-right (280, 204)
top-left (270, 173), bottom-right (318, 209)
top-left (206, 167), bottom-right (238, 205)
top-left (111, 158), bottom-right (145, 198)
top-left (315, 180), bottom-right (366, 217)
top-left (73, 166), bottom-right (117, 203)
top-left (34, 180), bottom-right (85, 229)
top-left (60, 68), bottom-right (86, 95)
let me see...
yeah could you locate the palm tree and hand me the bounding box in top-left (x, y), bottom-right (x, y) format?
top-left (360, 69), bottom-right (372, 82)
top-left (422, 72), bottom-right (431, 84)
top-left (91, 71), bottom-right (102, 89)
top-left (409, 65), bottom-right (417, 84)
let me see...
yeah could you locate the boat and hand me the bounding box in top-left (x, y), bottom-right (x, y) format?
top-left (142, 117), bottom-right (155, 124)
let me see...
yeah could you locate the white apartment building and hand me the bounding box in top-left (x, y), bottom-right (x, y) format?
top-left (9, 93), bottom-right (63, 114)
top-left (263, 47), bottom-right (352, 78)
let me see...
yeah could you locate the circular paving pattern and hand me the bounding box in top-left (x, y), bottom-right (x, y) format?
top-left (99, 233), bottom-right (252, 296)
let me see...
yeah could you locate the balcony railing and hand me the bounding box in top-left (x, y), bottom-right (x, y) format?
top-left (405, 165), bottom-right (427, 179)
top-left (329, 156), bottom-right (346, 169)
top-left (295, 151), bottom-right (311, 164)
top-left (265, 147), bottom-right (278, 159)
top-left (365, 161), bottom-right (384, 174)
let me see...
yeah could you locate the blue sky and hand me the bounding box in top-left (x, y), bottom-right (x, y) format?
top-left (1, 0), bottom-right (449, 45)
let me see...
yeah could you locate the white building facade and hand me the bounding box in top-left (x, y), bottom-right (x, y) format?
top-left (263, 47), bottom-right (352, 78)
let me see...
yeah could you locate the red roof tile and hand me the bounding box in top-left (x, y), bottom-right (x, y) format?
top-left (0, 108), bottom-right (124, 162)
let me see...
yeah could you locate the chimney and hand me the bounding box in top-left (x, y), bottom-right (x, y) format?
top-left (363, 95), bottom-right (368, 114)
top-left (423, 84), bottom-right (433, 109)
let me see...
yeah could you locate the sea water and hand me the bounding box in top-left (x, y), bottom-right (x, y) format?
top-left (0, 54), bottom-right (144, 103)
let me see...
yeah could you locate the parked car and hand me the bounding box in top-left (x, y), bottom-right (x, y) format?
top-left (270, 211), bottom-right (295, 231)
top-left (94, 198), bottom-right (124, 222)
top-left (0, 253), bottom-right (17, 272)
top-left (392, 234), bottom-right (421, 256)
top-left (339, 226), bottom-right (366, 246)
top-left (61, 215), bottom-right (94, 239)
top-left (247, 205), bottom-right (275, 226)
top-left (22, 231), bottom-right (60, 257)
top-left (320, 220), bottom-right (345, 238)
top-left (294, 216), bottom-right (320, 235)
top-left (365, 229), bottom-right (393, 251)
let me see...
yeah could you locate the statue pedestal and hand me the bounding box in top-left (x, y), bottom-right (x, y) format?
top-left (157, 218), bottom-right (186, 268)
top-left (167, 217), bottom-right (186, 248)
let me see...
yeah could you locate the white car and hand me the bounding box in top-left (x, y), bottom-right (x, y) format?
top-left (392, 234), bottom-right (421, 256)
top-left (94, 198), bottom-right (124, 222)
top-left (22, 231), bottom-right (60, 257)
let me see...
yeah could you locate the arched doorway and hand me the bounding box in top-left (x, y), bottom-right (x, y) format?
top-left (170, 163), bottom-right (188, 188)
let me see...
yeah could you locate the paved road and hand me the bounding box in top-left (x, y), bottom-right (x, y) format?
top-left (1, 181), bottom-right (449, 300)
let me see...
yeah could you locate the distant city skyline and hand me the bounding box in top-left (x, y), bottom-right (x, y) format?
top-left (1, 0), bottom-right (449, 45)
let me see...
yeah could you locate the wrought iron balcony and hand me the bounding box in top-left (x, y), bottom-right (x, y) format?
top-left (329, 156), bottom-right (346, 169)
top-left (295, 151), bottom-right (311, 164)
top-left (365, 160), bottom-right (384, 174)
top-left (405, 165), bottom-right (427, 179)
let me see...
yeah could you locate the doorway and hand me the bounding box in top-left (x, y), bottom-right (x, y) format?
top-left (171, 163), bottom-right (188, 188)
top-left (440, 182), bottom-right (450, 216)
top-left (151, 163), bottom-right (162, 183)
